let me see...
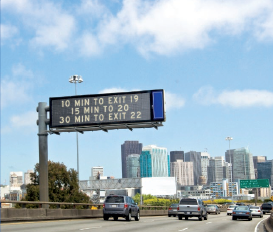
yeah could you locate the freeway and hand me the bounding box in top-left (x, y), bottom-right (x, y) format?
top-left (1, 214), bottom-right (268, 232)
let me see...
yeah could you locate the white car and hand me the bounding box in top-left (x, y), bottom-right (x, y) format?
top-left (227, 205), bottom-right (237, 215)
top-left (249, 206), bottom-right (263, 218)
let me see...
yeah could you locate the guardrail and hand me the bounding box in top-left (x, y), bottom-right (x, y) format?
top-left (0, 200), bottom-right (169, 222)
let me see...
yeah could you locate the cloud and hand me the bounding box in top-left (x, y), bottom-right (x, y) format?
top-left (2, 0), bottom-right (273, 56)
top-left (1, 64), bottom-right (35, 109)
top-left (1, 24), bottom-right (18, 41)
top-left (10, 111), bottom-right (37, 128)
top-left (99, 87), bottom-right (185, 110)
top-left (2, 0), bottom-right (76, 51)
top-left (193, 86), bottom-right (273, 108)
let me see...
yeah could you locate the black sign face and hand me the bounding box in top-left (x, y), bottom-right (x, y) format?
top-left (49, 90), bottom-right (164, 128)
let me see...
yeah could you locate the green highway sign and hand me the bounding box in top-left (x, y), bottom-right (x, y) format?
top-left (240, 179), bottom-right (270, 189)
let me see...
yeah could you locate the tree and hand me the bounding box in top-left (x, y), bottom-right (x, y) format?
top-left (20, 160), bottom-right (90, 208)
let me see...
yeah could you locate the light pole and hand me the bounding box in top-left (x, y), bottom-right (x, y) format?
top-left (225, 136), bottom-right (233, 200)
top-left (69, 75), bottom-right (83, 187)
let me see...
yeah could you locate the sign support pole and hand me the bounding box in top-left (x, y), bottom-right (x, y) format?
top-left (37, 102), bottom-right (49, 208)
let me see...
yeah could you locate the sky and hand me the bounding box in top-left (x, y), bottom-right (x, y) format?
top-left (1, 0), bottom-right (273, 184)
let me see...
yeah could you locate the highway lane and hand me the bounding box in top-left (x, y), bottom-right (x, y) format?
top-left (1, 214), bottom-right (269, 232)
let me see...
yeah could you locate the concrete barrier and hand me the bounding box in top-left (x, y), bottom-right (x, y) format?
top-left (264, 212), bottom-right (273, 232)
top-left (0, 208), bottom-right (167, 222)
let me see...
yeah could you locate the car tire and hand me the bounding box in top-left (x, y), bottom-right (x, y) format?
top-left (260, 215), bottom-right (263, 218)
top-left (232, 217), bottom-right (236, 220)
top-left (198, 215), bottom-right (203, 221)
top-left (113, 216), bottom-right (118, 221)
top-left (248, 217), bottom-right (252, 221)
top-left (204, 214), bottom-right (208, 220)
top-left (178, 215), bottom-right (182, 220)
top-left (168, 214), bottom-right (171, 217)
top-left (185, 217), bottom-right (188, 220)
top-left (126, 212), bottom-right (131, 221)
top-left (135, 211), bottom-right (140, 221)
top-left (103, 215), bottom-right (109, 220)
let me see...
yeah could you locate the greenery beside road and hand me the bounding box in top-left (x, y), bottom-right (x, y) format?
top-left (16, 161), bottom-right (91, 208)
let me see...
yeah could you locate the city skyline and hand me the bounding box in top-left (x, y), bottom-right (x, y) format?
top-left (1, 0), bottom-right (273, 184)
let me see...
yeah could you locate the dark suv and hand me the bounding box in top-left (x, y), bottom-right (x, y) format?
top-left (103, 195), bottom-right (140, 221)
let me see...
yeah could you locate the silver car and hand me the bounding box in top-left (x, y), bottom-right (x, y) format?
top-left (227, 205), bottom-right (237, 216)
top-left (206, 205), bottom-right (220, 214)
top-left (249, 206), bottom-right (263, 218)
top-left (168, 203), bottom-right (179, 217)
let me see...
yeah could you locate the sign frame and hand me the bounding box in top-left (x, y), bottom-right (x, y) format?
top-left (49, 89), bottom-right (165, 130)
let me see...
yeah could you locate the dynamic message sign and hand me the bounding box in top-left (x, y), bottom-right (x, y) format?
top-left (49, 89), bottom-right (165, 128)
top-left (240, 179), bottom-right (269, 189)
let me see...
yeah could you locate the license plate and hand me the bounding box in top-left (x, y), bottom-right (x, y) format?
top-left (112, 205), bottom-right (117, 208)
top-left (173, 209), bottom-right (177, 211)
top-left (187, 212), bottom-right (191, 214)
top-left (239, 212), bottom-right (243, 214)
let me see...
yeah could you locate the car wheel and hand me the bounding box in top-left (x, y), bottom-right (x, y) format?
top-left (103, 215), bottom-right (109, 220)
top-left (232, 217), bottom-right (236, 220)
top-left (198, 215), bottom-right (203, 221)
top-left (185, 217), bottom-right (188, 220)
top-left (135, 211), bottom-right (140, 221)
top-left (260, 215), bottom-right (263, 218)
top-left (126, 212), bottom-right (131, 221)
top-left (248, 217), bottom-right (252, 221)
top-left (204, 214), bottom-right (208, 220)
top-left (168, 214), bottom-right (171, 217)
top-left (178, 215), bottom-right (182, 220)
top-left (113, 216), bottom-right (118, 221)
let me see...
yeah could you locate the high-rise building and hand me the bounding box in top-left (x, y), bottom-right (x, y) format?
top-left (201, 152), bottom-right (210, 184)
top-left (225, 149), bottom-right (235, 182)
top-left (121, 141), bottom-right (143, 178)
top-left (140, 145), bottom-right (168, 177)
top-left (170, 151), bottom-right (184, 162)
top-left (9, 172), bottom-right (23, 188)
top-left (184, 151), bottom-right (201, 185)
top-left (207, 156), bottom-right (229, 184)
top-left (126, 154), bottom-right (140, 178)
top-left (253, 156), bottom-right (267, 179)
top-left (257, 160), bottom-right (273, 186)
top-left (171, 160), bottom-right (194, 186)
top-left (24, 170), bottom-right (34, 185)
top-left (91, 166), bottom-right (104, 180)
top-left (233, 147), bottom-right (255, 181)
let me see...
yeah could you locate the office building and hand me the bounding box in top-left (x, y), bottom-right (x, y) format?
top-left (233, 147), bottom-right (255, 181)
top-left (170, 151), bottom-right (184, 162)
top-left (9, 172), bottom-right (23, 188)
top-left (253, 156), bottom-right (267, 179)
top-left (140, 145), bottom-right (168, 177)
top-left (201, 152), bottom-right (210, 184)
top-left (171, 160), bottom-right (194, 186)
top-left (257, 160), bottom-right (273, 186)
top-left (121, 141), bottom-right (142, 178)
top-left (126, 154), bottom-right (140, 178)
top-left (225, 149), bottom-right (235, 182)
top-left (184, 151), bottom-right (201, 185)
top-left (207, 156), bottom-right (229, 184)
top-left (210, 179), bottom-right (238, 199)
top-left (24, 170), bottom-right (34, 185)
top-left (91, 166), bottom-right (103, 180)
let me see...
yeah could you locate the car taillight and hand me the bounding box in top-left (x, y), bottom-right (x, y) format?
top-left (233, 212), bottom-right (236, 214)
top-left (103, 204), bottom-right (105, 208)
top-left (198, 206), bottom-right (200, 211)
top-left (177, 206), bottom-right (179, 210)
top-left (246, 212), bottom-right (249, 215)
top-left (258, 210), bottom-right (260, 212)
top-left (168, 207), bottom-right (171, 210)
top-left (124, 204), bottom-right (128, 209)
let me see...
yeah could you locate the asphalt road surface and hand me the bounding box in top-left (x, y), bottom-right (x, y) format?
top-left (1, 214), bottom-right (269, 232)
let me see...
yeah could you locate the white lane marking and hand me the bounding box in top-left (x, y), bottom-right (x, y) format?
top-left (255, 216), bottom-right (269, 232)
top-left (80, 228), bottom-right (90, 231)
top-left (206, 222), bottom-right (212, 224)
top-left (179, 228), bottom-right (188, 231)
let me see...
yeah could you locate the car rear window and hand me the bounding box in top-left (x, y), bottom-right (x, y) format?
top-left (250, 206), bottom-right (259, 209)
top-left (236, 206), bottom-right (248, 210)
top-left (207, 205), bottom-right (216, 208)
top-left (105, 196), bottom-right (124, 203)
top-left (179, 199), bottom-right (198, 205)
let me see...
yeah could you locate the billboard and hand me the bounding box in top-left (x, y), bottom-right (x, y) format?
top-left (49, 89), bottom-right (165, 128)
top-left (142, 177), bottom-right (176, 196)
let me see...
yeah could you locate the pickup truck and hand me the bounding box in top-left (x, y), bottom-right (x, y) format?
top-left (177, 198), bottom-right (208, 221)
top-left (261, 203), bottom-right (273, 214)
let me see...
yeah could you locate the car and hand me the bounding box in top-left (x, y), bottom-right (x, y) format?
top-left (249, 206), bottom-right (263, 218)
top-left (205, 205), bottom-right (221, 214)
top-left (261, 203), bottom-right (273, 214)
top-left (227, 205), bottom-right (237, 215)
top-left (232, 206), bottom-right (252, 221)
top-left (168, 203), bottom-right (179, 217)
top-left (103, 195), bottom-right (140, 221)
top-left (236, 203), bottom-right (245, 206)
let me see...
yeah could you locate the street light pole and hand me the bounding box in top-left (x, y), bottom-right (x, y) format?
top-left (226, 136), bottom-right (233, 201)
top-left (69, 75), bottom-right (83, 187)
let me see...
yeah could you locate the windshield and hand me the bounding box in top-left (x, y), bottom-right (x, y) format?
top-left (235, 206), bottom-right (249, 211)
top-left (105, 196), bottom-right (124, 203)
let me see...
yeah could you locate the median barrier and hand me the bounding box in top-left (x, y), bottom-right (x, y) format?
top-left (264, 212), bottom-right (273, 232)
